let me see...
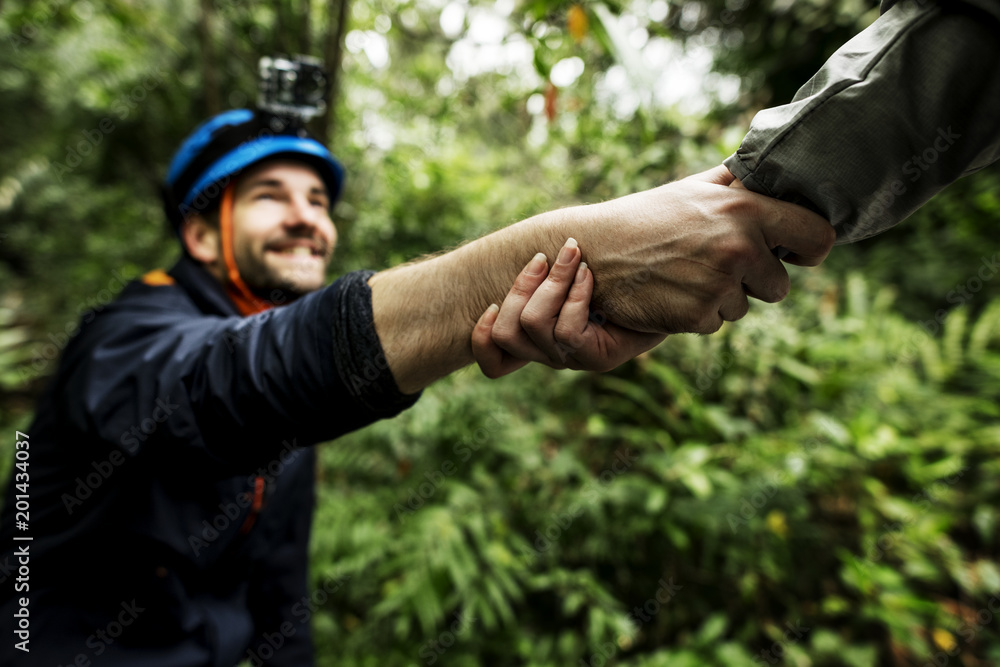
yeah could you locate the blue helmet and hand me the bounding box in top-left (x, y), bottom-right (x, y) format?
top-left (162, 109), bottom-right (345, 228)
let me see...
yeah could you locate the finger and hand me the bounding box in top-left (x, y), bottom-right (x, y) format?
top-left (472, 304), bottom-right (504, 376)
top-left (757, 197), bottom-right (836, 267)
top-left (686, 164), bottom-right (737, 186)
top-left (551, 262), bottom-right (594, 353)
top-left (718, 288), bottom-right (750, 321)
top-left (740, 254), bottom-right (790, 304)
top-left (780, 244), bottom-right (835, 267)
top-left (521, 239), bottom-right (582, 362)
top-left (592, 322), bottom-right (668, 370)
top-left (694, 313), bottom-right (726, 335)
top-left (472, 304), bottom-right (529, 379)
top-left (555, 266), bottom-right (669, 371)
top-left (491, 253), bottom-right (554, 363)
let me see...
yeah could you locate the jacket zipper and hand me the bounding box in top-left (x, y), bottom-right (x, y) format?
top-left (238, 475), bottom-right (266, 535)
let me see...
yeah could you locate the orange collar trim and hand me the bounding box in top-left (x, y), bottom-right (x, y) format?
top-left (141, 269), bottom-right (175, 286)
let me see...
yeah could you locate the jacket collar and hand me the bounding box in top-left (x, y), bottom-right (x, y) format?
top-left (168, 255), bottom-right (241, 318)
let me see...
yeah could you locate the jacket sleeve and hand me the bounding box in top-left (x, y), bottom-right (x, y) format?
top-left (722, 0), bottom-right (1000, 243)
top-left (60, 270), bottom-right (419, 471)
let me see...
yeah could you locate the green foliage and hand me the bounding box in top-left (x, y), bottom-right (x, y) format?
top-left (307, 273), bottom-right (1000, 666)
top-left (677, 0), bottom-right (882, 109)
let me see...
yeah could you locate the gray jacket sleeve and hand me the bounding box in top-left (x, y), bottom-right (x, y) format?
top-left (723, 0), bottom-right (1000, 244)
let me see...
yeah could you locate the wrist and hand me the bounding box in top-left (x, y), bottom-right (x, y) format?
top-left (450, 211), bottom-right (571, 323)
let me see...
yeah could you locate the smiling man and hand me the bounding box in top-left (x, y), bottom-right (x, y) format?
top-left (0, 107), bottom-right (832, 666)
top-left (184, 159), bottom-right (337, 300)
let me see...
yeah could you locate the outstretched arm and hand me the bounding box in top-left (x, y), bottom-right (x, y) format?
top-left (724, 0), bottom-right (1000, 243)
top-left (369, 166), bottom-right (834, 394)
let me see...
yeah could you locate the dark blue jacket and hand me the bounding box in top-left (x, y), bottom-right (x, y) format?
top-left (0, 256), bottom-right (419, 666)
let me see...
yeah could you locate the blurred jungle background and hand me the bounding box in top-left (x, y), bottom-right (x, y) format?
top-left (2, 0), bottom-right (1000, 665)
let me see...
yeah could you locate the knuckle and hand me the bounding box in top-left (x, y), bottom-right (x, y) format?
top-left (519, 311), bottom-right (546, 335)
top-left (565, 287), bottom-right (589, 305)
top-left (714, 236), bottom-right (752, 265)
top-left (717, 192), bottom-right (757, 219)
top-left (491, 327), bottom-right (518, 348)
top-left (552, 321), bottom-right (576, 344)
top-left (520, 301), bottom-right (545, 324)
top-left (546, 270), bottom-right (570, 287)
top-left (509, 282), bottom-right (535, 299)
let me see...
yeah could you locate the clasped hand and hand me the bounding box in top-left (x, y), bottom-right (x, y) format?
top-left (472, 237), bottom-right (665, 378)
top-left (472, 165), bottom-right (836, 378)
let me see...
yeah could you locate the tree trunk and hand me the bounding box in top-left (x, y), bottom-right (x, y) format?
top-left (199, 0), bottom-right (221, 115)
top-left (300, 0), bottom-right (312, 54)
top-left (274, 0), bottom-right (290, 55)
top-left (318, 0), bottom-right (350, 146)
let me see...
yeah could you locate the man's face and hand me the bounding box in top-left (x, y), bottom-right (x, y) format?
top-left (230, 159), bottom-right (337, 298)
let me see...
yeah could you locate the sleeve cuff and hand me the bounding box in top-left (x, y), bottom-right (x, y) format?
top-left (328, 270), bottom-right (422, 417)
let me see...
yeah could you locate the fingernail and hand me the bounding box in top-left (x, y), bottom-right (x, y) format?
top-left (526, 252), bottom-right (547, 275)
top-left (480, 303), bottom-right (499, 326)
top-left (557, 237), bottom-right (578, 264)
top-left (575, 262), bottom-right (588, 283)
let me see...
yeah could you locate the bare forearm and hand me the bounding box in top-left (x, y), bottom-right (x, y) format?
top-left (368, 207), bottom-right (588, 394)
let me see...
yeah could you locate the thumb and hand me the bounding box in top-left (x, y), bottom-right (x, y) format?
top-left (685, 164), bottom-right (736, 186)
top-left (758, 197), bottom-right (837, 267)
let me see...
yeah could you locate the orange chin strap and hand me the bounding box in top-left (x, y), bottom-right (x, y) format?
top-left (219, 182), bottom-right (273, 316)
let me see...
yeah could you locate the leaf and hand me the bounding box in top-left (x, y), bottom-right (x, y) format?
top-left (765, 510), bottom-right (788, 539)
top-left (695, 613), bottom-right (728, 645)
top-left (567, 5), bottom-right (588, 44)
top-left (681, 471), bottom-right (712, 498)
top-left (975, 560), bottom-right (1000, 593)
top-left (932, 628), bottom-right (957, 652)
top-left (968, 300), bottom-right (1000, 360)
top-left (973, 505), bottom-right (997, 543)
top-left (645, 487), bottom-right (667, 513)
top-left (775, 356), bottom-right (822, 385)
top-left (590, 3), bottom-right (656, 112)
top-left (941, 306), bottom-right (968, 374)
top-left (544, 80), bottom-right (557, 122)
